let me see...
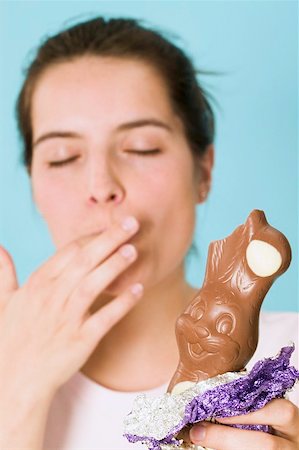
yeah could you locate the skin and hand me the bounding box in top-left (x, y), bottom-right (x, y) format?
top-left (1, 55), bottom-right (297, 448)
top-left (190, 399), bottom-right (299, 449)
top-left (30, 56), bottom-right (213, 391)
top-left (30, 56), bottom-right (206, 299)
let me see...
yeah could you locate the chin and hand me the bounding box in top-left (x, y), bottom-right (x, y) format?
top-left (104, 256), bottom-right (158, 297)
top-left (104, 275), bottom-right (133, 297)
top-left (103, 260), bottom-right (144, 296)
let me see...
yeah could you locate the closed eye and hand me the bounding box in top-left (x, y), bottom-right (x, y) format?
top-left (48, 149), bottom-right (160, 168)
top-left (125, 148), bottom-right (161, 155)
top-left (48, 155), bottom-right (79, 167)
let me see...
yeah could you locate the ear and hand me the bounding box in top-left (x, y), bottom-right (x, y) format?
top-left (195, 144), bottom-right (214, 204)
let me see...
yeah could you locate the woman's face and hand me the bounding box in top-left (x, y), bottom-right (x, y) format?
top-left (31, 56), bottom-right (211, 294)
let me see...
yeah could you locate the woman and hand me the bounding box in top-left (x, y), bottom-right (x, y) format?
top-left (0, 17), bottom-right (298, 450)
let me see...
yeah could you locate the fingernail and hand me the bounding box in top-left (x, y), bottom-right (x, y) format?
top-left (130, 283), bottom-right (144, 297)
top-left (119, 244), bottom-right (136, 259)
top-left (121, 216), bottom-right (139, 232)
top-left (191, 423), bottom-right (206, 442)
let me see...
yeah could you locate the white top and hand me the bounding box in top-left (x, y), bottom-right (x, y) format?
top-left (43, 312), bottom-right (299, 450)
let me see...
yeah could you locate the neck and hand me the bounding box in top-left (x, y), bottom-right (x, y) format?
top-left (80, 265), bottom-right (198, 392)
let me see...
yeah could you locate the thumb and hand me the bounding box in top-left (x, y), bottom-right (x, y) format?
top-left (0, 245), bottom-right (19, 295)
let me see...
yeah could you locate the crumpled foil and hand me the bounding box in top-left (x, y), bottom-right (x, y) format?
top-left (123, 345), bottom-right (299, 450)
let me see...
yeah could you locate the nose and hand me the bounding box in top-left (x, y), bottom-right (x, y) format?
top-left (86, 154), bottom-right (125, 206)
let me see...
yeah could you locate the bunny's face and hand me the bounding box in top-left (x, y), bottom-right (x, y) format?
top-left (187, 287), bottom-right (239, 335)
top-left (177, 286), bottom-right (256, 374)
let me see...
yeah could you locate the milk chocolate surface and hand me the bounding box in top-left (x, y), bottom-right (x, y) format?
top-left (167, 210), bottom-right (291, 393)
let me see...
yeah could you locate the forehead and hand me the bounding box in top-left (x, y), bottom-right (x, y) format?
top-left (31, 56), bottom-right (181, 135)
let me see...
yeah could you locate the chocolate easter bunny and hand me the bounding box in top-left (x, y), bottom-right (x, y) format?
top-left (168, 210), bottom-right (292, 393)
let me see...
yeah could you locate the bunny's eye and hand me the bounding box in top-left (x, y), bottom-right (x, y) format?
top-left (193, 307), bottom-right (205, 321)
top-left (216, 313), bottom-right (235, 335)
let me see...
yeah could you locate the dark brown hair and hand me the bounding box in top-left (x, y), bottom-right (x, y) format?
top-left (16, 16), bottom-right (215, 174)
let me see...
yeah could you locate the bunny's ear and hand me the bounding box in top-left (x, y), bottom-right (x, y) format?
top-left (203, 224), bottom-right (247, 286)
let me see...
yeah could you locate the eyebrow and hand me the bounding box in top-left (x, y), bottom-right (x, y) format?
top-left (32, 118), bottom-right (173, 148)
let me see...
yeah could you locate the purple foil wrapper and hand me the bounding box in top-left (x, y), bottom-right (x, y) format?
top-left (125, 346), bottom-right (299, 450)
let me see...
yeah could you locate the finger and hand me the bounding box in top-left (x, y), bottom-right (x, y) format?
top-left (35, 216), bottom-right (139, 279)
top-left (216, 399), bottom-right (299, 441)
top-left (190, 420), bottom-right (297, 450)
top-left (65, 243), bottom-right (139, 316)
top-left (79, 282), bottom-right (144, 347)
top-left (176, 425), bottom-right (192, 443)
top-left (0, 245), bottom-right (19, 296)
top-left (52, 218), bottom-right (139, 311)
top-left (63, 216), bottom-right (139, 275)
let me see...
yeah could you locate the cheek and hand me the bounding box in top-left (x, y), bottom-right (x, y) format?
top-left (138, 161), bottom-right (197, 253)
top-left (34, 177), bottom-right (72, 214)
top-left (32, 174), bottom-right (82, 244)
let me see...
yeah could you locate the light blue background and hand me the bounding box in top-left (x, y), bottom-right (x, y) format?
top-left (0, 1), bottom-right (297, 311)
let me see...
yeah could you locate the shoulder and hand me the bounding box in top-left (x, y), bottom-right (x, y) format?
top-left (260, 310), bottom-right (299, 323)
top-left (258, 310), bottom-right (298, 352)
top-left (248, 310), bottom-right (299, 406)
top-left (259, 310), bottom-right (298, 343)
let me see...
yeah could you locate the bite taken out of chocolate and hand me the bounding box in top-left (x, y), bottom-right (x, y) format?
top-left (167, 210), bottom-right (292, 394)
